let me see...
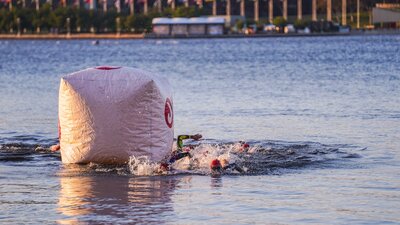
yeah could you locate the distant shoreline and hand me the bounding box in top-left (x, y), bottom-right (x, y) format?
top-left (0, 30), bottom-right (399, 40)
top-left (0, 33), bottom-right (144, 40)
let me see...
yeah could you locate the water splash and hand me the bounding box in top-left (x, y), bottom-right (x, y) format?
top-left (0, 136), bottom-right (361, 176)
top-left (124, 141), bottom-right (358, 176)
top-left (128, 156), bottom-right (160, 176)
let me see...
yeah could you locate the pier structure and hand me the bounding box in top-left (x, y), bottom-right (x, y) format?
top-left (171, 0), bottom-right (175, 9)
top-left (327, 0), bottom-right (332, 21)
top-left (283, 0), bottom-right (287, 20)
top-left (269, 0), bottom-right (273, 23)
top-left (240, 0), bottom-right (245, 17)
top-left (312, 0), bottom-right (317, 21)
top-left (254, 0), bottom-right (259, 22)
top-left (212, 0), bottom-right (217, 16)
top-left (342, 0), bottom-right (347, 25)
top-left (129, 0), bottom-right (134, 15)
top-left (206, 0), bottom-right (346, 25)
top-left (2, 0), bottom-right (350, 26)
top-left (297, 0), bottom-right (302, 20)
top-left (102, 0), bottom-right (107, 12)
top-left (144, 0), bottom-right (148, 15)
top-left (226, 0), bottom-right (231, 17)
top-left (157, 0), bottom-right (162, 13)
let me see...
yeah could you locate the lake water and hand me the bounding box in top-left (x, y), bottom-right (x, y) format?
top-left (0, 35), bottom-right (400, 224)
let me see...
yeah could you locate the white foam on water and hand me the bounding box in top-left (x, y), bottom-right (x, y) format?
top-left (126, 142), bottom-right (256, 176)
top-left (128, 155), bottom-right (160, 176)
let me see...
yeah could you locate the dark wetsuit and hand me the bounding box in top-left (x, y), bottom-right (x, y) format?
top-left (222, 163), bottom-right (244, 173)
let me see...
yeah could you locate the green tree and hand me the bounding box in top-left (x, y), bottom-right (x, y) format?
top-left (294, 19), bottom-right (307, 29)
top-left (236, 19), bottom-right (244, 30)
top-left (15, 8), bottom-right (34, 33)
top-left (0, 9), bottom-right (15, 33)
top-left (273, 16), bottom-right (287, 28)
top-left (172, 6), bottom-right (202, 17)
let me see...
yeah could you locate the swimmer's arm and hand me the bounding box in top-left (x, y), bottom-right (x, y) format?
top-left (177, 134), bottom-right (202, 149)
top-left (177, 135), bottom-right (191, 149)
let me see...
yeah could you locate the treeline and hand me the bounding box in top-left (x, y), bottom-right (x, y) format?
top-left (0, 4), bottom-right (204, 33)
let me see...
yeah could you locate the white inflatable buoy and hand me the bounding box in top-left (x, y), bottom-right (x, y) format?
top-left (58, 66), bottom-right (174, 164)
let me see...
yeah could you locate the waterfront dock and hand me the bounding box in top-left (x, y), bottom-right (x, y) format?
top-left (0, 30), bottom-right (399, 40)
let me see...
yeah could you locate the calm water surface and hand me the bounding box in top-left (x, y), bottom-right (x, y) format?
top-left (0, 35), bottom-right (400, 224)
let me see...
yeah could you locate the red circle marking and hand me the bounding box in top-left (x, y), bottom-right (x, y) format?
top-left (95, 66), bottom-right (121, 70)
top-left (164, 98), bottom-right (173, 128)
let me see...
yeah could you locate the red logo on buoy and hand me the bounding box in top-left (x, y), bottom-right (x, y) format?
top-left (95, 66), bottom-right (121, 70)
top-left (164, 98), bottom-right (173, 128)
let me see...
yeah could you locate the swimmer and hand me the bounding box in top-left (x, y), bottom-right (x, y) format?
top-left (158, 134), bottom-right (202, 173)
top-left (220, 159), bottom-right (244, 173)
top-left (210, 159), bottom-right (222, 175)
top-left (168, 134), bottom-right (202, 164)
top-left (177, 134), bottom-right (202, 151)
top-left (238, 141), bottom-right (250, 152)
top-left (210, 158), bottom-right (244, 174)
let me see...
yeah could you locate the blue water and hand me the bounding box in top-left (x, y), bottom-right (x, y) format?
top-left (0, 35), bottom-right (400, 224)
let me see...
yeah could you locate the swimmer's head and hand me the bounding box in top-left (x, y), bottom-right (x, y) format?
top-left (210, 159), bottom-right (222, 173)
top-left (239, 141), bottom-right (250, 152)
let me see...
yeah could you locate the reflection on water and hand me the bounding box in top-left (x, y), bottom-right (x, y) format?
top-left (57, 173), bottom-right (179, 224)
top-left (0, 36), bottom-right (399, 224)
top-left (210, 177), bottom-right (223, 189)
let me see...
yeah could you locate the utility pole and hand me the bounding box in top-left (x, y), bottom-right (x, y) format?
top-left (130, 0), bottom-right (134, 15)
top-left (240, 0), bottom-right (245, 17)
top-left (269, 0), bottom-right (273, 23)
top-left (116, 17), bottom-right (120, 36)
top-left (144, 0), bottom-right (148, 15)
top-left (171, 0), bottom-right (175, 10)
top-left (327, 0), bottom-right (332, 21)
top-left (357, 0), bottom-right (360, 29)
top-left (254, 0), bottom-right (259, 22)
top-left (297, 0), bottom-right (302, 20)
top-left (212, 0), bottom-right (217, 16)
top-left (342, 0), bottom-right (346, 25)
top-left (66, 17), bottom-right (71, 38)
top-left (312, 0), bottom-right (317, 21)
top-left (103, 0), bottom-right (107, 12)
top-left (157, 0), bottom-right (162, 13)
top-left (226, 0), bottom-right (231, 16)
top-left (17, 17), bottom-right (21, 37)
top-left (116, 0), bottom-right (120, 13)
top-left (36, 0), bottom-right (40, 33)
top-left (283, 0), bottom-right (287, 20)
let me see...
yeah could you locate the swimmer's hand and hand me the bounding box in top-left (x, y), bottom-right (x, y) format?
top-left (191, 134), bottom-right (202, 141)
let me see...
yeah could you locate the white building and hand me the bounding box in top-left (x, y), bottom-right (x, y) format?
top-left (152, 17), bottom-right (225, 36)
top-left (373, 3), bottom-right (400, 28)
